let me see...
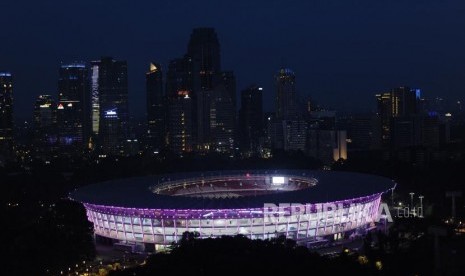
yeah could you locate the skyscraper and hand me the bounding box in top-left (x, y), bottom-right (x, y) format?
top-left (96, 57), bottom-right (129, 154)
top-left (166, 57), bottom-right (194, 155)
top-left (165, 28), bottom-right (234, 154)
top-left (239, 85), bottom-right (263, 155)
top-left (275, 68), bottom-right (297, 120)
top-left (272, 68), bottom-right (305, 153)
top-left (210, 83), bottom-right (235, 153)
top-left (166, 57), bottom-right (192, 98)
top-left (146, 62), bottom-right (165, 151)
top-left (283, 119), bottom-right (307, 152)
top-left (187, 28), bottom-right (221, 148)
top-left (219, 71), bottom-right (236, 112)
top-left (347, 114), bottom-right (381, 150)
top-left (57, 63), bottom-right (90, 147)
top-left (90, 61), bottom-right (100, 135)
top-left (0, 72), bottom-right (13, 159)
top-left (101, 109), bottom-right (120, 154)
top-left (33, 95), bottom-right (57, 155)
top-left (307, 130), bottom-right (347, 164)
top-left (376, 86), bottom-right (420, 146)
top-left (168, 94), bottom-right (193, 155)
top-left (187, 28), bottom-right (221, 92)
top-left (218, 71), bottom-right (237, 150)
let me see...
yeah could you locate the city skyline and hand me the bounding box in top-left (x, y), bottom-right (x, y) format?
top-left (1, 0), bottom-right (465, 119)
top-left (0, 27), bottom-right (459, 161)
top-left (3, 2), bottom-right (465, 275)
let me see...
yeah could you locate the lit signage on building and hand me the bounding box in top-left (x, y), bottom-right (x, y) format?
top-left (105, 109), bottom-right (117, 116)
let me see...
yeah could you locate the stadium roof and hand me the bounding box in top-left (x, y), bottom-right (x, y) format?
top-left (69, 170), bottom-right (395, 209)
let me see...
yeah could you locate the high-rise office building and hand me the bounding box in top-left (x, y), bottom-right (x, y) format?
top-left (168, 94), bottom-right (193, 155)
top-left (272, 68), bottom-right (301, 153)
top-left (347, 114), bottom-right (381, 150)
top-left (57, 63), bottom-right (90, 147)
top-left (275, 68), bottom-right (297, 120)
top-left (219, 71), bottom-right (236, 113)
top-left (187, 28), bottom-right (221, 92)
top-left (376, 86), bottom-right (420, 146)
top-left (33, 95), bottom-right (57, 154)
top-left (0, 72), bottom-right (13, 159)
top-left (101, 109), bottom-right (120, 154)
top-left (90, 61), bottom-right (100, 135)
top-left (263, 112), bottom-right (276, 153)
top-left (96, 57), bottom-right (129, 154)
top-left (283, 119), bottom-right (307, 152)
top-left (390, 116), bottom-right (422, 148)
top-left (166, 58), bottom-right (193, 155)
top-left (146, 62), bottom-right (165, 151)
top-left (187, 28), bottom-right (221, 148)
top-left (166, 57), bottom-right (192, 98)
top-left (239, 85), bottom-right (263, 155)
top-left (218, 71), bottom-right (237, 150)
top-left (165, 28), bottom-right (234, 154)
top-left (210, 84), bottom-right (235, 153)
top-left (307, 130), bottom-right (347, 164)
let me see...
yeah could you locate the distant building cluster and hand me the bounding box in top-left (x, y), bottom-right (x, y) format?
top-left (341, 87), bottom-right (458, 165)
top-left (0, 28), bottom-right (463, 166)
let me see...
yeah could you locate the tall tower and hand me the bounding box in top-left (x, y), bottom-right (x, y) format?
top-left (33, 95), bottom-right (57, 155)
top-left (90, 61), bottom-right (100, 135)
top-left (57, 63), bottom-right (90, 148)
top-left (187, 28), bottom-right (221, 148)
top-left (0, 72), bottom-right (13, 159)
top-left (166, 58), bottom-right (193, 155)
top-left (273, 68), bottom-right (304, 152)
top-left (97, 57), bottom-right (129, 154)
top-left (166, 57), bottom-right (192, 98)
top-left (275, 68), bottom-right (297, 120)
top-left (376, 86), bottom-right (420, 146)
top-left (239, 85), bottom-right (263, 155)
top-left (219, 71), bottom-right (236, 113)
top-left (168, 94), bottom-right (193, 155)
top-left (146, 62), bottom-right (165, 151)
top-left (210, 83), bottom-right (235, 153)
top-left (209, 71), bottom-right (236, 153)
top-left (187, 27), bottom-right (221, 92)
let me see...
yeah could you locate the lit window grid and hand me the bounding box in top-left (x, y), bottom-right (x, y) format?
top-left (84, 194), bottom-right (381, 245)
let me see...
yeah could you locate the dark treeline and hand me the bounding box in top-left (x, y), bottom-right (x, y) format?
top-left (110, 234), bottom-right (376, 276)
top-left (3, 200), bottom-right (95, 275)
top-left (109, 226), bottom-right (465, 276)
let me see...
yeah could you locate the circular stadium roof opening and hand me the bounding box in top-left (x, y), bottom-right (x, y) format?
top-left (150, 173), bottom-right (318, 199)
top-left (70, 170), bottom-right (396, 251)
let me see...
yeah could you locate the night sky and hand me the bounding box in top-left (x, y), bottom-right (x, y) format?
top-left (1, 0), bottom-right (465, 120)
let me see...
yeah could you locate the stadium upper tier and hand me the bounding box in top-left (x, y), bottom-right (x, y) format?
top-left (70, 170), bottom-right (395, 210)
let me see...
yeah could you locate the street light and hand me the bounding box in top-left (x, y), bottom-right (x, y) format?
top-left (409, 192), bottom-right (415, 213)
top-left (418, 195), bottom-right (424, 218)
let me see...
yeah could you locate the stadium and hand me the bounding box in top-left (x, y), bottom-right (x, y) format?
top-left (70, 170), bottom-right (395, 251)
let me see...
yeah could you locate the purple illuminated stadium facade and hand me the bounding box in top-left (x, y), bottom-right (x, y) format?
top-left (70, 170), bottom-right (395, 251)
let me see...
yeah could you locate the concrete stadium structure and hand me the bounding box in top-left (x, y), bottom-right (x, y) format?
top-left (70, 170), bottom-right (395, 251)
